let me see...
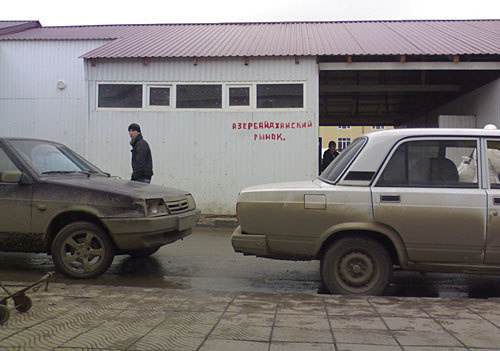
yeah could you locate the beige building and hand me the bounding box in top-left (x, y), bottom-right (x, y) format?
top-left (320, 126), bottom-right (394, 151)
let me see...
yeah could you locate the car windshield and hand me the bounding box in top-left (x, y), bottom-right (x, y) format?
top-left (319, 137), bottom-right (367, 183)
top-left (9, 140), bottom-right (103, 176)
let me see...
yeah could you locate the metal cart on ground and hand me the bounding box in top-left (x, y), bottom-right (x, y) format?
top-left (0, 272), bottom-right (54, 325)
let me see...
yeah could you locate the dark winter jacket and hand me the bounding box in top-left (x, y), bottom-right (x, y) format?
top-left (321, 149), bottom-right (339, 172)
top-left (130, 134), bottom-right (153, 180)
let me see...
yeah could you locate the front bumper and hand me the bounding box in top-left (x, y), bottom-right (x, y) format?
top-left (102, 209), bottom-right (201, 250)
top-left (231, 225), bottom-right (268, 257)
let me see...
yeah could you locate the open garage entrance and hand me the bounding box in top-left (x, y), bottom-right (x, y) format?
top-left (319, 69), bottom-right (500, 127)
top-left (317, 56), bottom-right (500, 146)
top-left (316, 56), bottom-right (500, 168)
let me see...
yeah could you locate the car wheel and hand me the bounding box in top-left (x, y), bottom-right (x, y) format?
top-left (15, 295), bottom-right (32, 313)
top-left (51, 221), bottom-right (114, 279)
top-left (321, 236), bottom-right (392, 296)
top-left (127, 246), bottom-right (161, 258)
top-left (0, 305), bottom-right (10, 325)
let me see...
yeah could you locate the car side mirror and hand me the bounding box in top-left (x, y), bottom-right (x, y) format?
top-left (1, 170), bottom-right (23, 183)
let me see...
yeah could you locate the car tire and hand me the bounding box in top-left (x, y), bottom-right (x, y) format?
top-left (51, 221), bottom-right (114, 279)
top-left (321, 236), bottom-right (392, 296)
top-left (0, 305), bottom-right (10, 325)
top-left (127, 246), bottom-right (161, 258)
top-left (15, 295), bottom-right (32, 313)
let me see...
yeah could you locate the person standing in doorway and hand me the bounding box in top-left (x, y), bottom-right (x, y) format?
top-left (128, 123), bottom-right (153, 183)
top-left (321, 140), bottom-right (339, 172)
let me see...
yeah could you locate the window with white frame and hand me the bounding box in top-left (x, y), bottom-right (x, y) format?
top-left (98, 84), bottom-right (142, 108)
top-left (228, 86), bottom-right (251, 107)
top-left (97, 82), bottom-right (306, 110)
top-left (256, 84), bottom-right (303, 108)
top-left (176, 84), bottom-right (222, 108)
top-left (372, 126), bottom-right (385, 130)
top-left (148, 86), bottom-right (171, 107)
top-left (338, 125), bottom-right (351, 129)
top-left (338, 137), bottom-right (351, 151)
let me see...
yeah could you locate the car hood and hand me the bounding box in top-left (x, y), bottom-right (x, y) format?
top-left (45, 175), bottom-right (189, 199)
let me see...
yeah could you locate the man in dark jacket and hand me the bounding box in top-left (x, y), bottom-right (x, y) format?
top-left (321, 140), bottom-right (339, 172)
top-left (128, 123), bottom-right (153, 183)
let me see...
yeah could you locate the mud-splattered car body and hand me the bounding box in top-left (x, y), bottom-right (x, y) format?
top-left (0, 137), bottom-right (200, 278)
top-left (232, 128), bottom-right (500, 295)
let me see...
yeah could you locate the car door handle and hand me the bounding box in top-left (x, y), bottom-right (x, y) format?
top-left (494, 198), bottom-right (500, 205)
top-left (380, 195), bottom-right (401, 203)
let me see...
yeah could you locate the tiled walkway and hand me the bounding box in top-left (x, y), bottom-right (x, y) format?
top-left (1, 282), bottom-right (500, 350)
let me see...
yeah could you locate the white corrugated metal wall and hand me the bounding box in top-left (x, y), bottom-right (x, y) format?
top-left (0, 40), bottom-right (110, 154)
top-left (86, 57), bottom-right (319, 214)
top-left (430, 79), bottom-right (500, 129)
top-left (438, 115), bottom-right (477, 128)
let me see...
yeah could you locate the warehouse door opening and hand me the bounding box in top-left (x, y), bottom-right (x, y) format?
top-left (317, 67), bottom-right (500, 171)
top-left (318, 69), bottom-right (500, 151)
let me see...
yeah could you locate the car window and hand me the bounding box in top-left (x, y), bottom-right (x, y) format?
top-left (319, 137), bottom-right (367, 183)
top-left (487, 140), bottom-right (500, 189)
top-left (9, 140), bottom-right (101, 175)
top-left (0, 147), bottom-right (19, 174)
top-left (376, 139), bottom-right (478, 188)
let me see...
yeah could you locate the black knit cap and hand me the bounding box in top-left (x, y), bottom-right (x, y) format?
top-left (128, 123), bottom-right (141, 133)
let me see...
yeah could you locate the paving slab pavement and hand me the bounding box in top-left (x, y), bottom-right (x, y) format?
top-left (1, 281), bottom-right (500, 351)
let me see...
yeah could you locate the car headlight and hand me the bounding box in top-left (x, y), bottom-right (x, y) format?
top-left (132, 199), bottom-right (146, 217)
top-left (186, 194), bottom-right (196, 209)
top-left (145, 198), bottom-right (168, 216)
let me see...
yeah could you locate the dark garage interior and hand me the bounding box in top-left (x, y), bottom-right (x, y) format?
top-left (319, 56), bottom-right (500, 127)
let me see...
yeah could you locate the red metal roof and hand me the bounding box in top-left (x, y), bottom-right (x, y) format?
top-left (0, 21), bottom-right (40, 35)
top-left (0, 24), bottom-right (153, 40)
top-left (1, 20), bottom-right (499, 58)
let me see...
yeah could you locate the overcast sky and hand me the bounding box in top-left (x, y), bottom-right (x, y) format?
top-left (4, 0), bottom-right (500, 26)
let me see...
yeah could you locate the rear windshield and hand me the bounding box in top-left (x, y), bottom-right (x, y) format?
top-left (319, 137), bottom-right (367, 183)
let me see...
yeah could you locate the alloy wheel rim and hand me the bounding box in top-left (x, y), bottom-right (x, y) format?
top-left (60, 230), bottom-right (105, 274)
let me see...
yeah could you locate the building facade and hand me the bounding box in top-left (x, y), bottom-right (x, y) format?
top-left (85, 57), bottom-right (319, 213)
top-left (1, 20), bottom-right (500, 213)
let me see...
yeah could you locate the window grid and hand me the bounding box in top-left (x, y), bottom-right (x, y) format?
top-left (176, 84), bottom-right (222, 109)
top-left (97, 84), bottom-right (143, 108)
top-left (256, 84), bottom-right (303, 108)
top-left (147, 85), bottom-right (172, 107)
top-left (338, 137), bottom-right (351, 151)
top-left (227, 86), bottom-right (251, 107)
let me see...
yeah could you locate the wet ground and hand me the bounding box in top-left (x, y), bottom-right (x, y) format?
top-left (1, 226), bottom-right (500, 298)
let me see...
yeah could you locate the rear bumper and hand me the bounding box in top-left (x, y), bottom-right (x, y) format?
top-left (231, 225), bottom-right (268, 256)
top-left (102, 209), bottom-right (201, 250)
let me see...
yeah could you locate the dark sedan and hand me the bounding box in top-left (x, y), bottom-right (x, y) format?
top-left (0, 138), bottom-right (200, 278)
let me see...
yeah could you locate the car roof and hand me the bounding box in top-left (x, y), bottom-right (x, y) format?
top-left (365, 128), bottom-right (500, 140)
top-left (362, 128), bottom-right (500, 149)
